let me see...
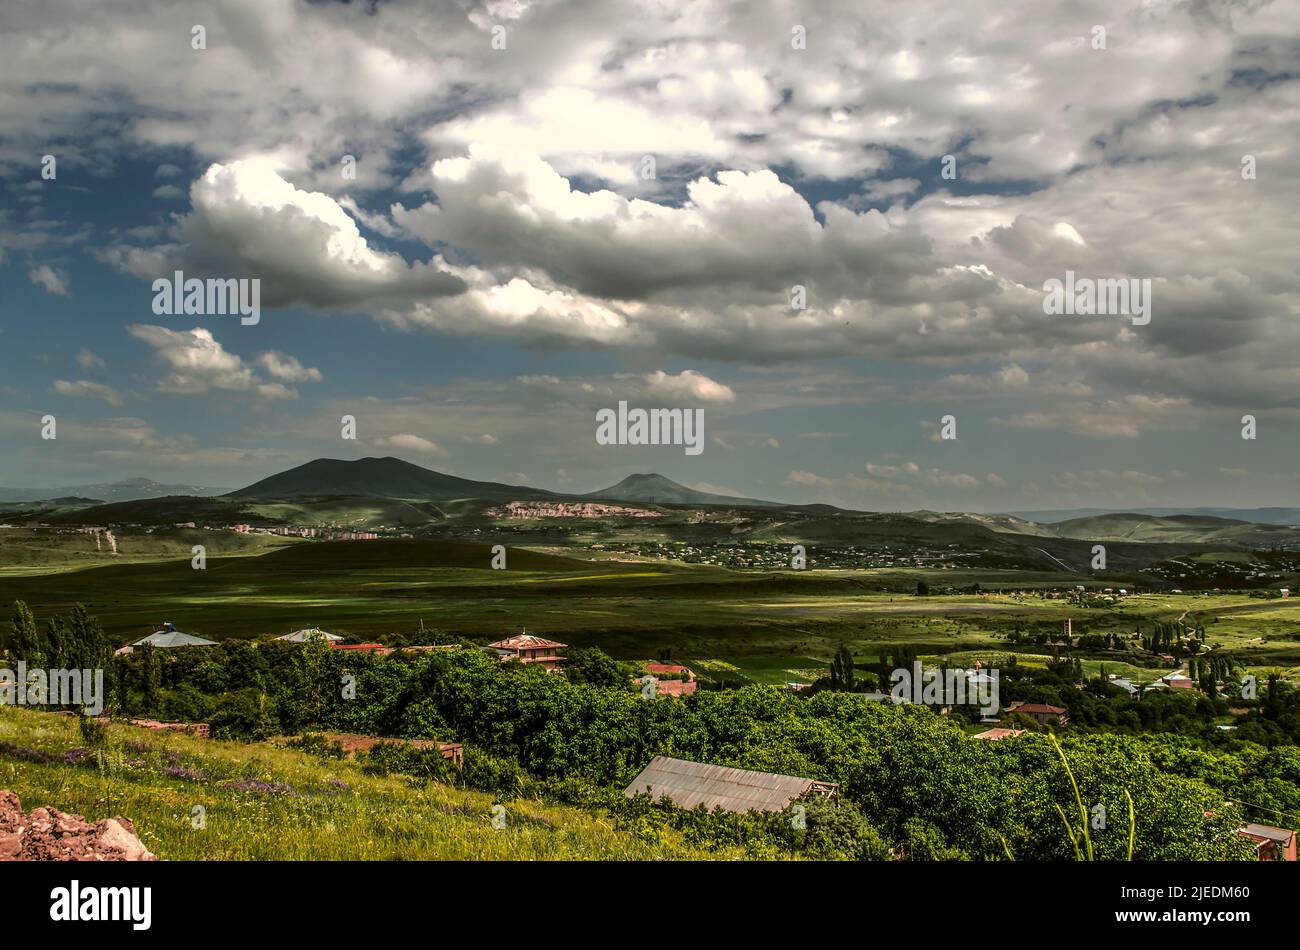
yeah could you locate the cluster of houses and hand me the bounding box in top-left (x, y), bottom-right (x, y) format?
top-left (112, 625), bottom-right (688, 689)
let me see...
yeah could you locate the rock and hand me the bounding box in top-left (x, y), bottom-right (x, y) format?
top-left (0, 790), bottom-right (156, 861)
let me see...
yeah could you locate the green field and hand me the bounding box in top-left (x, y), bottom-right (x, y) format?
top-left (0, 526), bottom-right (297, 576)
top-left (3, 537), bottom-right (1300, 672)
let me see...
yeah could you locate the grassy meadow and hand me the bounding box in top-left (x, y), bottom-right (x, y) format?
top-left (2, 537), bottom-right (1299, 675)
top-left (0, 706), bottom-right (736, 860)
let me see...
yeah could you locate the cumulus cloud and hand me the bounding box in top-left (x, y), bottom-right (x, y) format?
top-left (108, 161), bottom-right (465, 310)
top-left (28, 264), bottom-right (69, 296)
top-left (256, 351), bottom-right (323, 383)
top-left (128, 324), bottom-right (304, 399)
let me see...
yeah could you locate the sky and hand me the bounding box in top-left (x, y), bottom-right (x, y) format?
top-left (1, 0), bottom-right (1297, 512)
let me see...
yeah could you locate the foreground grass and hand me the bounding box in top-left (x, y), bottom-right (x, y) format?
top-left (0, 707), bottom-right (739, 860)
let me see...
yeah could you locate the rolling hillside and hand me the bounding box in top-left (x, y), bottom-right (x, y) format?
top-left (586, 473), bottom-right (777, 507)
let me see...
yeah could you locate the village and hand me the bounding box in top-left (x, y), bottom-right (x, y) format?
top-left (90, 618), bottom-right (1297, 862)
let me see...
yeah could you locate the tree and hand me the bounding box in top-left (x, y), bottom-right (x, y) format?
top-left (9, 600), bottom-right (44, 664)
top-left (829, 646), bottom-right (856, 691)
top-left (140, 643), bottom-right (161, 714)
top-left (915, 581), bottom-right (930, 597)
top-left (565, 647), bottom-right (633, 687)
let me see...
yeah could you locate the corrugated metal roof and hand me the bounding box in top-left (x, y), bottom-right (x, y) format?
top-left (275, 628), bottom-right (343, 642)
top-left (623, 756), bottom-right (831, 813)
top-left (132, 630), bottom-right (217, 647)
top-left (1241, 823), bottom-right (1295, 843)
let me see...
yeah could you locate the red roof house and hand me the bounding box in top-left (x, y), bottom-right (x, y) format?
top-left (487, 633), bottom-right (567, 672)
top-left (1006, 701), bottom-right (1069, 724)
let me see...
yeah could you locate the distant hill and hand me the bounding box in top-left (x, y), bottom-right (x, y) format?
top-left (227, 456), bottom-right (557, 502)
top-left (919, 509), bottom-right (1300, 550)
top-left (1007, 507), bottom-right (1300, 526)
top-left (908, 510), bottom-right (1055, 537)
top-left (585, 473), bottom-right (778, 507)
top-left (0, 478), bottom-right (223, 503)
top-left (1038, 512), bottom-right (1300, 548)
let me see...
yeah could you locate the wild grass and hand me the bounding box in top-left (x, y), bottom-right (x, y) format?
top-left (0, 706), bottom-right (740, 860)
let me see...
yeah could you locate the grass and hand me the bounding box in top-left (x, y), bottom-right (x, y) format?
top-left (0, 706), bottom-right (740, 860)
top-left (1, 537), bottom-right (1298, 669)
top-left (693, 654), bottom-right (829, 687)
top-left (0, 527), bottom-right (297, 576)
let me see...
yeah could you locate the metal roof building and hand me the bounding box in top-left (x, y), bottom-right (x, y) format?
top-left (623, 755), bottom-right (836, 814)
top-left (274, 628), bottom-right (344, 643)
top-left (130, 623), bottom-right (217, 648)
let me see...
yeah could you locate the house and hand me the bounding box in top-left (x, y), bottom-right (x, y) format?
top-left (972, 728), bottom-right (1024, 740)
top-left (1109, 677), bottom-right (1141, 698)
top-left (623, 756), bottom-right (837, 814)
top-left (1005, 701), bottom-right (1069, 725)
top-left (1237, 823), bottom-right (1297, 861)
top-left (328, 642), bottom-right (392, 655)
top-left (651, 678), bottom-right (697, 697)
top-left (1159, 672), bottom-right (1196, 690)
top-left (639, 662), bottom-right (696, 696)
top-left (275, 628), bottom-right (344, 643)
top-left (486, 632), bottom-right (567, 672)
top-left (115, 622), bottom-right (217, 654)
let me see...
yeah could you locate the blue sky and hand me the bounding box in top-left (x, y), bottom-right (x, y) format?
top-left (2, 0), bottom-right (1297, 510)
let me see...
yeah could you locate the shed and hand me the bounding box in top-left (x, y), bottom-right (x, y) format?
top-left (623, 755), bottom-right (836, 814)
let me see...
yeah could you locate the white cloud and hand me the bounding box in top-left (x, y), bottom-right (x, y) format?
top-left (256, 351), bottom-right (323, 383)
top-left (75, 348), bottom-right (105, 370)
top-left (29, 264), bottom-right (69, 296)
top-left (374, 434), bottom-right (444, 455)
top-left (128, 324), bottom-right (299, 399)
top-left (52, 379), bottom-right (122, 406)
top-left (108, 161), bottom-right (465, 310)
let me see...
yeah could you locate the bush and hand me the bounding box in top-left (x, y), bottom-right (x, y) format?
top-left (209, 688), bottom-right (278, 741)
top-left (288, 733), bottom-right (346, 759)
top-left (78, 714), bottom-right (108, 749)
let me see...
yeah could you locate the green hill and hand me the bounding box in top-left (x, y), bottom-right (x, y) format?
top-left (586, 473), bottom-right (777, 507)
top-left (229, 457), bottom-right (556, 502)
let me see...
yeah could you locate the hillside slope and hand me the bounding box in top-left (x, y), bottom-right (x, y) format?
top-left (586, 473), bottom-right (778, 507)
top-left (0, 707), bottom-right (734, 861)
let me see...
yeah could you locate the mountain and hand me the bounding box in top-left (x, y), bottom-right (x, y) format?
top-left (0, 478), bottom-right (223, 503)
top-left (585, 473), bottom-right (778, 507)
top-left (226, 457), bottom-right (557, 502)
